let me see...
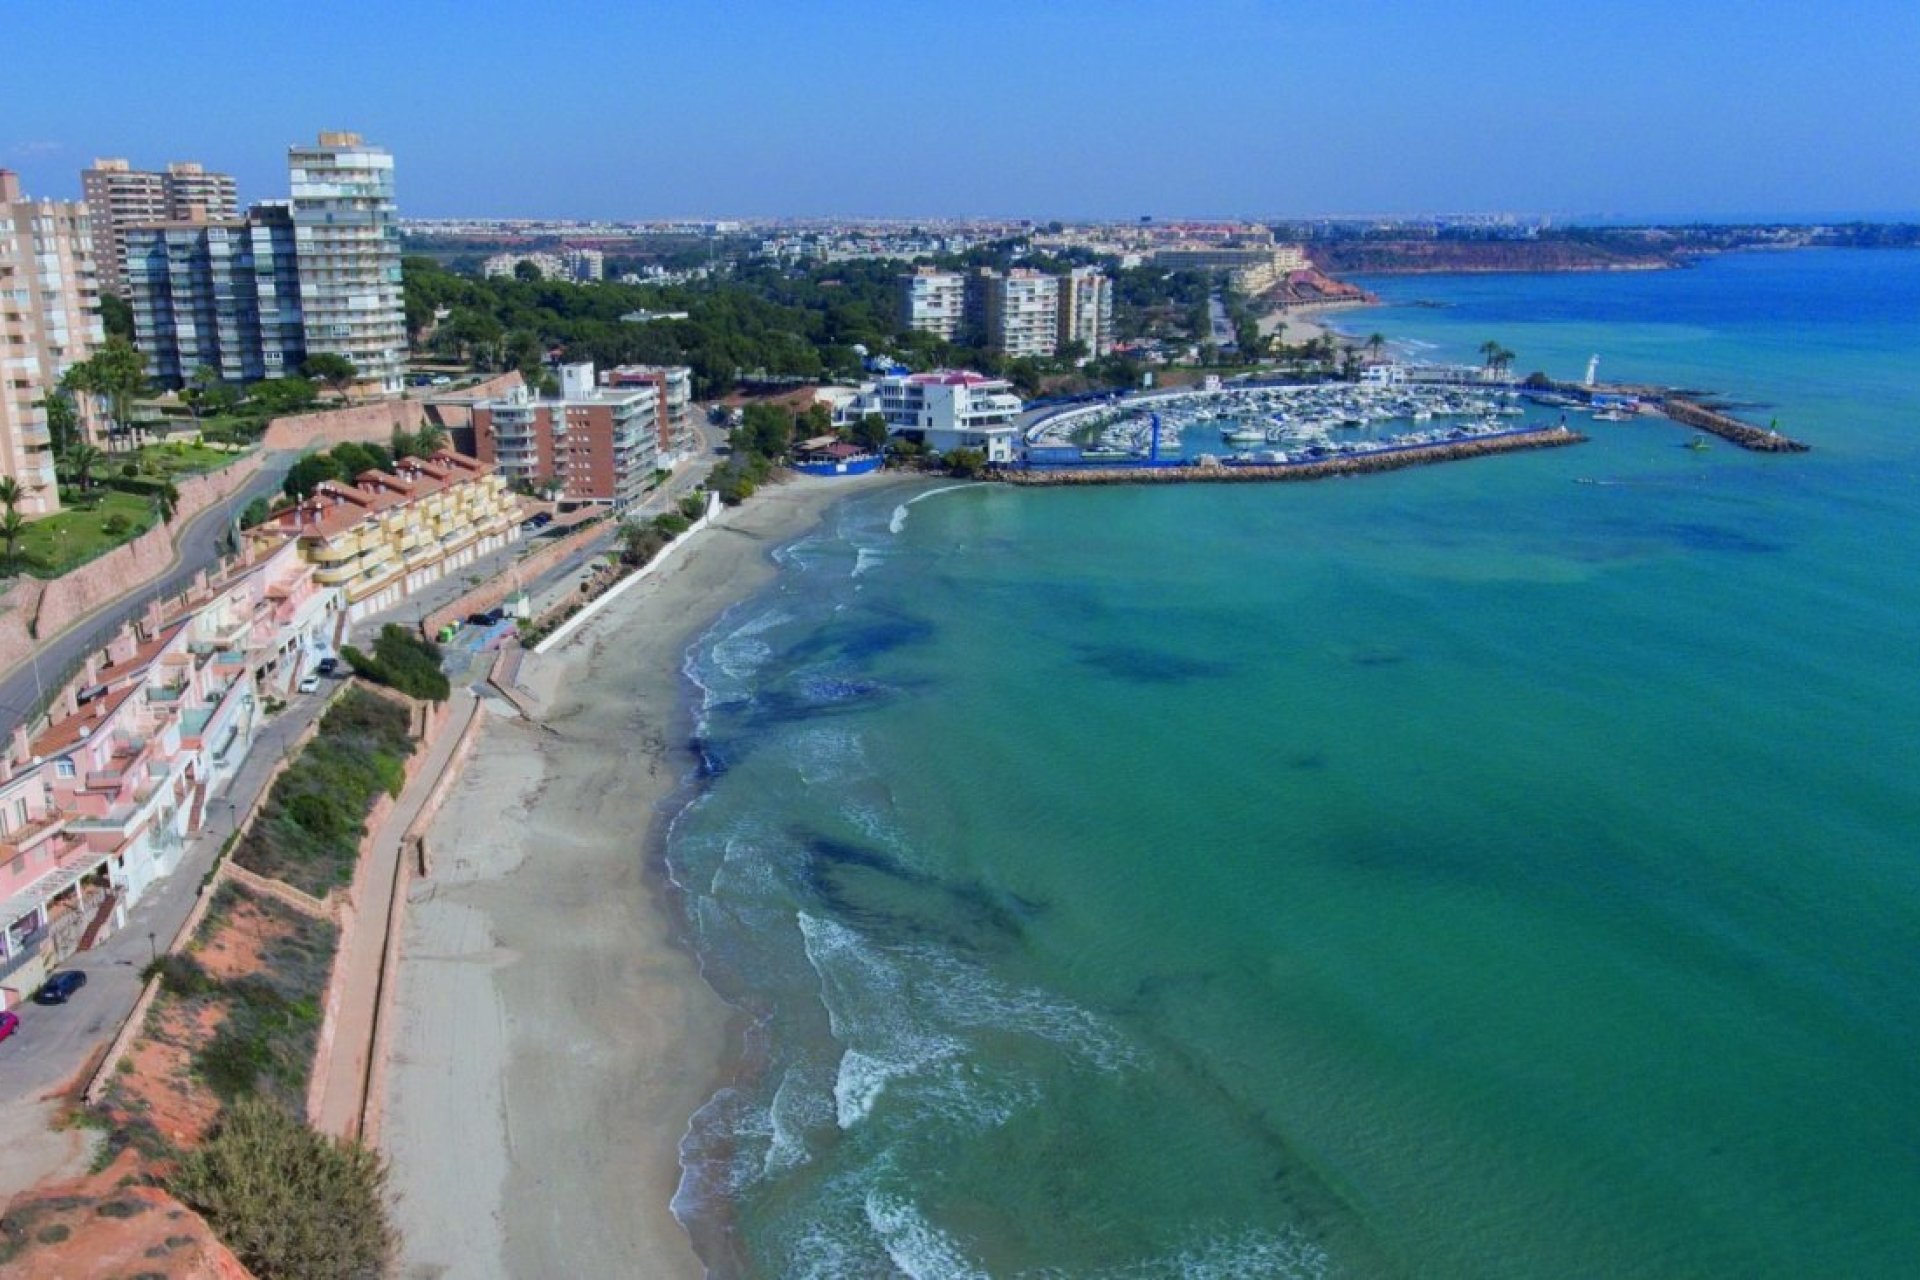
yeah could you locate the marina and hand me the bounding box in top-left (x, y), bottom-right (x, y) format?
top-left (1017, 379), bottom-right (1586, 480)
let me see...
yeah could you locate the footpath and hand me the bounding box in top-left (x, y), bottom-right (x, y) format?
top-left (311, 691), bottom-right (482, 1140)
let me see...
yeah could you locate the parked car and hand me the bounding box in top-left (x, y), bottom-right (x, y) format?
top-left (430, 375), bottom-right (453, 386)
top-left (33, 971), bottom-right (87, 1005)
top-left (298, 673), bottom-right (321, 694)
top-left (0, 1010), bottom-right (18, 1042)
top-left (316, 656), bottom-right (339, 676)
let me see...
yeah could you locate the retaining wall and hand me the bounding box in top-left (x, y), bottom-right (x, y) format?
top-left (0, 453), bottom-right (265, 680)
top-left (420, 519), bottom-right (611, 639)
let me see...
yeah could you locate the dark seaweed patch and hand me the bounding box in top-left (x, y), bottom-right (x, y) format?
top-left (1074, 644), bottom-right (1234, 684)
top-left (784, 611), bottom-right (935, 664)
top-left (1665, 522), bottom-right (1786, 554)
top-left (798, 831), bottom-right (1048, 950)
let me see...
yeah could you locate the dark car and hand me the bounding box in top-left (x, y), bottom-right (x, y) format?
top-left (0, 1010), bottom-right (18, 1043)
top-left (316, 657), bottom-right (339, 676)
top-left (33, 971), bottom-right (87, 1005)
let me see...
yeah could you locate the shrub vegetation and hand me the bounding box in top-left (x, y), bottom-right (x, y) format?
top-left (232, 689), bottom-right (414, 895)
top-left (171, 1096), bottom-right (395, 1280)
top-left (341, 625), bottom-right (450, 702)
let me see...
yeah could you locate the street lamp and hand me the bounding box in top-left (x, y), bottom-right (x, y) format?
top-left (147, 932), bottom-right (157, 965)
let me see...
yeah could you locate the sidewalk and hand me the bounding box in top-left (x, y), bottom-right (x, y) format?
top-left (0, 687), bottom-right (332, 1201)
top-left (312, 691), bottom-right (479, 1140)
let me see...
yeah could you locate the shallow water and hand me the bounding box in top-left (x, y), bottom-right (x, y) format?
top-left (670, 249), bottom-right (1920, 1278)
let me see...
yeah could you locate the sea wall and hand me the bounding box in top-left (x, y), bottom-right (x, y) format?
top-left (999, 428), bottom-right (1585, 487)
top-left (1661, 397), bottom-right (1811, 452)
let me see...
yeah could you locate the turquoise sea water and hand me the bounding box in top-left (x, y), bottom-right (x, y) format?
top-left (669, 250), bottom-right (1920, 1278)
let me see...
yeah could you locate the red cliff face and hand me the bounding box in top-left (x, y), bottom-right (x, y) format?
top-left (0, 1156), bottom-right (253, 1280)
top-left (1307, 239), bottom-right (1676, 274)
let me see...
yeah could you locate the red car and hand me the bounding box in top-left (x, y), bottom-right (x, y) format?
top-left (0, 1010), bottom-right (18, 1043)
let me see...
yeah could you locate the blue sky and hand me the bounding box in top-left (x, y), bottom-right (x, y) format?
top-left (5, 0), bottom-right (1917, 220)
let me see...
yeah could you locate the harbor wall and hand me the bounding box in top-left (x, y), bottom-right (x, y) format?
top-left (999, 428), bottom-right (1585, 486)
top-left (1660, 397), bottom-right (1811, 452)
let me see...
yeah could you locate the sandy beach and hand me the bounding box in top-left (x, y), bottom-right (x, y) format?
top-left (381, 472), bottom-right (914, 1279)
top-left (1258, 298), bottom-right (1374, 345)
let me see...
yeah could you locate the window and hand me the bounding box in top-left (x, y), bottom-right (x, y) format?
top-left (56, 759), bottom-right (76, 779)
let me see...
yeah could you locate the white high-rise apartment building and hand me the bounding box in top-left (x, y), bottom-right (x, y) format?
top-left (980, 269), bottom-right (1061, 358)
top-left (899, 268), bottom-right (967, 342)
top-left (288, 132), bottom-right (405, 395)
top-left (1058, 267), bottom-right (1115, 358)
top-left (0, 171), bottom-right (104, 518)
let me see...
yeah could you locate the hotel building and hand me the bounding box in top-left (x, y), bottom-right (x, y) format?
top-left (0, 171), bottom-right (105, 518)
top-left (1150, 242), bottom-right (1309, 295)
top-left (80, 159), bottom-right (238, 299)
top-left (126, 203), bottom-right (305, 387)
top-left (289, 132), bottom-right (406, 396)
top-left (857, 370), bottom-right (1023, 463)
top-left (470, 363), bottom-right (661, 507)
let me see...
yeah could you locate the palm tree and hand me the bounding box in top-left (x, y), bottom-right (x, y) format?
top-left (1367, 333), bottom-right (1387, 363)
top-left (0, 475), bottom-right (23, 512)
top-left (0, 508), bottom-right (25, 573)
top-left (414, 422), bottom-right (448, 455)
top-left (63, 443), bottom-right (105, 492)
top-left (151, 481), bottom-right (181, 525)
top-left (1479, 339), bottom-right (1503, 369)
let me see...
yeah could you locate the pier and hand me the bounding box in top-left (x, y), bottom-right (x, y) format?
top-left (997, 426), bottom-right (1585, 486)
top-left (1658, 397), bottom-right (1811, 452)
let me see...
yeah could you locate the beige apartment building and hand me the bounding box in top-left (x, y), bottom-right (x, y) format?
top-left (0, 171), bottom-right (105, 518)
top-left (289, 132), bottom-right (406, 396)
top-left (979, 268), bottom-right (1062, 358)
top-left (81, 158), bottom-right (237, 299)
top-left (1058, 266), bottom-right (1115, 358)
top-left (258, 451), bottom-right (518, 620)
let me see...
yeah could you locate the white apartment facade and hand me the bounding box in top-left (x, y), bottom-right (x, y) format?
top-left (289, 132), bottom-right (406, 395)
top-left (981, 269), bottom-right (1061, 358)
top-left (899, 268), bottom-right (967, 341)
top-left (860, 370), bottom-right (1023, 463)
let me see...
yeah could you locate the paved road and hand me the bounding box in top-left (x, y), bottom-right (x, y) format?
top-left (0, 450), bottom-right (295, 739)
top-left (0, 684), bottom-right (331, 1109)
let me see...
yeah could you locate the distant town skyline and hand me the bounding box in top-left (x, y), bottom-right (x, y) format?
top-left (6, 0), bottom-right (1918, 221)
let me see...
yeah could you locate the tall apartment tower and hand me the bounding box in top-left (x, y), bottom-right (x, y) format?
top-left (977, 268), bottom-right (1061, 358)
top-left (288, 132), bottom-right (405, 396)
top-left (899, 268), bottom-right (967, 342)
top-left (1058, 267), bottom-right (1115, 358)
top-left (81, 158), bottom-right (237, 298)
top-left (0, 171), bottom-right (104, 517)
top-left (126, 203), bottom-right (305, 388)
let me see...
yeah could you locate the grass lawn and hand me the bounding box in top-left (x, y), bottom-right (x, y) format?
top-left (133, 440), bottom-right (246, 477)
top-left (8, 491), bottom-right (157, 577)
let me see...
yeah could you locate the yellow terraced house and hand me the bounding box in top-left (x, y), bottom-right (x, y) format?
top-left (263, 451), bottom-right (520, 621)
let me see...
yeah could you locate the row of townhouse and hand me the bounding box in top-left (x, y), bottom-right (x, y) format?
top-left (0, 448), bottom-right (518, 1007)
top-left (0, 537), bottom-right (336, 1008)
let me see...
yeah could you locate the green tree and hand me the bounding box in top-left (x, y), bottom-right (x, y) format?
top-left (248, 376), bottom-right (321, 416)
top-left (240, 496), bottom-right (273, 528)
top-left (62, 442), bottom-right (105, 492)
top-left (1367, 333), bottom-right (1387, 362)
top-left (37, 392), bottom-right (80, 455)
top-left (942, 447), bottom-right (987, 479)
top-left (852, 412), bottom-right (889, 453)
top-left (151, 480), bottom-right (181, 525)
top-left (62, 337), bottom-right (150, 443)
top-left (185, 363), bottom-right (240, 417)
top-left (513, 259), bottom-right (543, 282)
top-left (284, 453), bottom-right (345, 499)
top-left (170, 1097), bottom-right (396, 1280)
top-left (0, 508), bottom-right (25, 573)
top-left (99, 293), bottom-right (135, 341)
top-left (301, 353), bottom-right (359, 402)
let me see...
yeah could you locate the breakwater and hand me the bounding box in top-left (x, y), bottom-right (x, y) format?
top-left (998, 426), bottom-right (1584, 486)
top-left (1660, 397), bottom-right (1811, 452)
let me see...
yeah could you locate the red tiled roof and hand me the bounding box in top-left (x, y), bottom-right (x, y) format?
top-left (30, 682), bottom-right (140, 759)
